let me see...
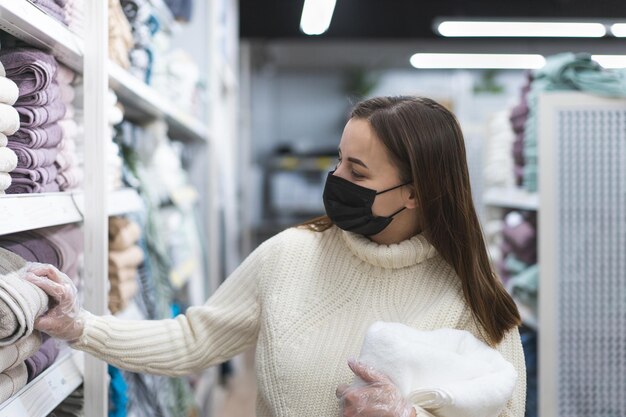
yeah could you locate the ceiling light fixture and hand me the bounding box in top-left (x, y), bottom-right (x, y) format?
top-left (410, 53), bottom-right (546, 69)
top-left (436, 20), bottom-right (607, 38)
top-left (609, 23), bottom-right (626, 37)
top-left (300, 0), bottom-right (337, 35)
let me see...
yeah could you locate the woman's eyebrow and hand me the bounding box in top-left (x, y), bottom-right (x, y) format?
top-left (347, 157), bottom-right (368, 169)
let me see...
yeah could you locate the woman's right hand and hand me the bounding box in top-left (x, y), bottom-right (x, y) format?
top-left (25, 263), bottom-right (88, 342)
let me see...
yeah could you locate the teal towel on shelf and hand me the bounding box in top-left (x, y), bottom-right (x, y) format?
top-left (108, 365), bottom-right (128, 417)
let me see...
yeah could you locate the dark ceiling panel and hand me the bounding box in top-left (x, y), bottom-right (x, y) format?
top-left (240, 0), bottom-right (626, 39)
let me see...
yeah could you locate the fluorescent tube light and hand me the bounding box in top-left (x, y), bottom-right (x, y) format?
top-left (609, 23), bottom-right (626, 37)
top-left (410, 53), bottom-right (546, 69)
top-left (437, 21), bottom-right (607, 37)
top-left (592, 55), bottom-right (626, 68)
top-left (300, 0), bottom-right (337, 35)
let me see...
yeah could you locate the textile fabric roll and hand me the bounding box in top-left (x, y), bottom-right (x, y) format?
top-left (0, 331), bottom-right (42, 373)
top-left (0, 248), bottom-right (48, 346)
top-left (25, 336), bottom-right (60, 382)
top-left (0, 103), bottom-right (20, 136)
top-left (0, 362), bottom-right (28, 404)
top-left (0, 76), bottom-right (19, 106)
top-left (0, 146), bottom-right (18, 172)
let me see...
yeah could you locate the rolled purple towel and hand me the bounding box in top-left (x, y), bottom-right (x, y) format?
top-left (25, 335), bottom-right (59, 382)
top-left (9, 124), bottom-right (63, 149)
top-left (7, 142), bottom-right (58, 169)
top-left (0, 48), bottom-right (57, 97)
top-left (11, 164), bottom-right (58, 184)
top-left (16, 100), bottom-right (66, 128)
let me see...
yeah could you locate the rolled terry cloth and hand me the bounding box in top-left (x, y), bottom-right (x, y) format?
top-left (0, 77), bottom-right (19, 106)
top-left (16, 81), bottom-right (61, 107)
top-left (0, 331), bottom-right (41, 373)
top-left (10, 124), bottom-right (63, 149)
top-left (8, 142), bottom-right (58, 169)
top-left (0, 103), bottom-right (20, 136)
top-left (0, 362), bottom-right (27, 404)
top-left (25, 336), bottom-right (59, 382)
top-left (0, 172), bottom-right (11, 191)
top-left (0, 61), bottom-right (5, 77)
top-left (109, 218), bottom-right (141, 250)
top-left (16, 100), bottom-right (66, 128)
top-left (0, 48), bottom-right (57, 97)
top-left (108, 245), bottom-right (144, 271)
top-left (0, 146), bottom-right (18, 172)
top-left (12, 164), bottom-right (58, 184)
top-left (108, 267), bottom-right (138, 284)
top-left (55, 148), bottom-right (77, 171)
top-left (56, 167), bottom-right (82, 191)
top-left (56, 65), bottom-right (75, 85)
top-left (0, 133), bottom-right (7, 147)
top-left (356, 322), bottom-right (518, 417)
top-left (0, 248), bottom-right (48, 346)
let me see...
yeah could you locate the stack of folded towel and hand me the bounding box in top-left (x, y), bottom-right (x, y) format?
top-left (121, 0), bottom-right (161, 84)
top-left (109, 0), bottom-right (134, 69)
top-left (63, 0), bottom-right (85, 37)
top-left (0, 247), bottom-right (50, 403)
top-left (0, 47), bottom-right (67, 194)
top-left (24, 333), bottom-right (59, 382)
top-left (0, 62), bottom-right (20, 194)
top-left (49, 384), bottom-right (84, 417)
top-left (55, 66), bottom-right (82, 191)
top-left (28, 0), bottom-right (68, 25)
top-left (107, 90), bottom-right (125, 191)
top-left (108, 217), bottom-right (143, 314)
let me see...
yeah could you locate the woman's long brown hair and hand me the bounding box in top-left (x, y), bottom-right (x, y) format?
top-left (301, 96), bottom-right (520, 345)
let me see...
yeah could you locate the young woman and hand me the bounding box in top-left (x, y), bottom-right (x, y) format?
top-left (27, 96), bottom-right (525, 417)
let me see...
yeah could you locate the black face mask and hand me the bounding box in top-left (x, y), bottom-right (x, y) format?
top-left (322, 171), bottom-right (409, 236)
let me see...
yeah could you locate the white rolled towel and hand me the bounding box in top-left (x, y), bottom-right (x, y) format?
top-left (355, 322), bottom-right (518, 417)
top-left (0, 103), bottom-right (20, 136)
top-left (0, 146), bottom-right (18, 173)
top-left (0, 133), bottom-right (7, 147)
top-left (0, 172), bottom-right (11, 192)
top-left (0, 77), bottom-right (19, 106)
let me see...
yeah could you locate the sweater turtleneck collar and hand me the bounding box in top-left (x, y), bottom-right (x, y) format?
top-left (340, 228), bottom-right (439, 269)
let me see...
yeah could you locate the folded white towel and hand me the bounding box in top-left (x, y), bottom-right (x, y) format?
top-left (0, 146), bottom-right (18, 172)
top-left (0, 133), bottom-right (7, 147)
top-left (356, 322), bottom-right (518, 417)
top-left (0, 172), bottom-right (11, 191)
top-left (0, 248), bottom-right (48, 346)
top-left (0, 103), bottom-right (20, 136)
top-left (0, 331), bottom-right (41, 373)
top-left (0, 77), bottom-right (19, 106)
top-left (0, 362), bottom-right (27, 404)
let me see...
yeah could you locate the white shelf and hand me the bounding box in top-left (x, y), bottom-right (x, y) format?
top-left (0, 0), bottom-right (83, 72)
top-left (483, 187), bottom-right (539, 211)
top-left (0, 189), bottom-right (143, 235)
top-left (0, 350), bottom-right (84, 417)
top-left (109, 63), bottom-right (209, 142)
top-left (0, 1), bottom-right (208, 143)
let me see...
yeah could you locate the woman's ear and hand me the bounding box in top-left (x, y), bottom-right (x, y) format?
top-left (404, 186), bottom-right (418, 209)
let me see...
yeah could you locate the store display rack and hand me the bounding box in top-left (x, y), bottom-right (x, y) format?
top-left (483, 186), bottom-right (539, 211)
top-left (0, 350), bottom-right (84, 417)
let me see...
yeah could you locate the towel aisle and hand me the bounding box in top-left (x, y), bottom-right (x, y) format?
top-left (0, 46), bottom-right (67, 194)
top-left (108, 217), bottom-right (143, 314)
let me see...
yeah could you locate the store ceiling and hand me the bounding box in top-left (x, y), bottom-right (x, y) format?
top-left (239, 0), bottom-right (626, 40)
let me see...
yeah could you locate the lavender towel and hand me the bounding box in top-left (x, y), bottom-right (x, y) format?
top-left (0, 77), bottom-right (19, 105)
top-left (16, 81), bottom-right (61, 107)
top-left (0, 362), bottom-right (27, 404)
top-left (9, 124), bottom-right (63, 149)
top-left (29, 0), bottom-right (67, 24)
top-left (25, 336), bottom-right (59, 382)
top-left (0, 103), bottom-right (20, 136)
top-left (0, 48), bottom-right (58, 97)
top-left (0, 146), bottom-right (18, 172)
top-left (0, 248), bottom-right (48, 346)
top-left (7, 142), bottom-right (58, 169)
top-left (0, 331), bottom-right (41, 373)
top-left (16, 99), bottom-right (66, 127)
top-left (6, 178), bottom-right (59, 194)
top-left (11, 165), bottom-right (58, 184)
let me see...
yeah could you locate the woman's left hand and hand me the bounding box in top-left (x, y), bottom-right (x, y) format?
top-left (336, 359), bottom-right (416, 417)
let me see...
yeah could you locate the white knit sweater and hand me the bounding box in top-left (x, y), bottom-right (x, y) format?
top-left (73, 226), bottom-right (526, 417)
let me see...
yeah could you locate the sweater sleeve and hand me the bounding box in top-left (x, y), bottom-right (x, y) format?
top-left (70, 235), bottom-right (277, 377)
top-left (495, 327), bottom-right (527, 417)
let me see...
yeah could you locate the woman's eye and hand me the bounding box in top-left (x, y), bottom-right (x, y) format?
top-left (352, 171), bottom-right (364, 179)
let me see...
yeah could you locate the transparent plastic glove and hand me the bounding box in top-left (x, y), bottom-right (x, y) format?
top-left (24, 263), bottom-right (88, 342)
top-left (336, 358), bottom-right (417, 417)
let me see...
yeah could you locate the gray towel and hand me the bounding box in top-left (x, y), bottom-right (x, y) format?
top-left (0, 248), bottom-right (48, 346)
top-left (0, 362), bottom-right (27, 404)
top-left (0, 331), bottom-right (41, 373)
